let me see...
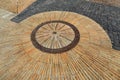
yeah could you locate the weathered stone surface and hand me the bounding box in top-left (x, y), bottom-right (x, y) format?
top-left (1, 11), bottom-right (120, 80)
top-left (0, 0), bottom-right (35, 13)
top-left (11, 0), bottom-right (120, 50)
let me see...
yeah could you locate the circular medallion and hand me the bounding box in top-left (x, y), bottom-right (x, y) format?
top-left (31, 20), bottom-right (80, 53)
top-left (1, 11), bottom-right (116, 80)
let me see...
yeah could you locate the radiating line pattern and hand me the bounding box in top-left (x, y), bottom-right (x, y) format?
top-left (0, 11), bottom-right (120, 80)
top-left (31, 20), bottom-right (80, 53)
top-left (36, 21), bottom-right (75, 49)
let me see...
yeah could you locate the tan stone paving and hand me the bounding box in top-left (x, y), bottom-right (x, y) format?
top-left (0, 11), bottom-right (120, 80)
top-left (0, 0), bottom-right (35, 13)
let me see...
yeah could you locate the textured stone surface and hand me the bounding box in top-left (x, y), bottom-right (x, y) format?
top-left (0, 0), bottom-right (35, 13)
top-left (90, 0), bottom-right (120, 7)
top-left (11, 0), bottom-right (120, 50)
top-left (1, 11), bottom-right (120, 80)
top-left (0, 0), bottom-right (18, 13)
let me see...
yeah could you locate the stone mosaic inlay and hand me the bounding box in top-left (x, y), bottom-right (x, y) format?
top-left (31, 20), bottom-right (80, 53)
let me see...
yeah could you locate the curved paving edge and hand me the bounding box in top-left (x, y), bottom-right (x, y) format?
top-left (11, 0), bottom-right (120, 50)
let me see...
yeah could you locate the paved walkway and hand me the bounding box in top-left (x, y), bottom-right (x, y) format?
top-left (0, 10), bottom-right (120, 80)
top-left (11, 0), bottom-right (120, 50)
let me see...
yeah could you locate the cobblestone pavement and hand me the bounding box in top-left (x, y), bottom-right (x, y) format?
top-left (11, 0), bottom-right (120, 50)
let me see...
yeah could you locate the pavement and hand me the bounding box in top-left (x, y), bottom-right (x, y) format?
top-left (11, 0), bottom-right (120, 50)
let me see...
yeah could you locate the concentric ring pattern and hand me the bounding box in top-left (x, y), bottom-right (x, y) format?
top-left (0, 11), bottom-right (120, 80)
top-left (31, 20), bottom-right (80, 53)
